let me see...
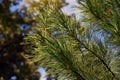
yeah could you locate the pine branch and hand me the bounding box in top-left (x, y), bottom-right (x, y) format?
top-left (75, 38), bottom-right (115, 79)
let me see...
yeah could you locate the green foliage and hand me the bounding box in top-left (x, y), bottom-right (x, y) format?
top-left (26, 0), bottom-right (120, 80)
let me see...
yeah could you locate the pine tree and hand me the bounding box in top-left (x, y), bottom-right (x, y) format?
top-left (27, 0), bottom-right (120, 79)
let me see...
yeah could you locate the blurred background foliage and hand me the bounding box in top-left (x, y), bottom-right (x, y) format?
top-left (0, 0), bottom-right (40, 79)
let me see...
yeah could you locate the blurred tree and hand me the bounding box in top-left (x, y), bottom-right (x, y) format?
top-left (0, 0), bottom-right (40, 79)
top-left (26, 0), bottom-right (120, 80)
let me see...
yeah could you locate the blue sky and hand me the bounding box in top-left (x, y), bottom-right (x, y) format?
top-left (9, 0), bottom-right (30, 13)
top-left (0, 0), bottom-right (3, 3)
top-left (61, 0), bottom-right (82, 20)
